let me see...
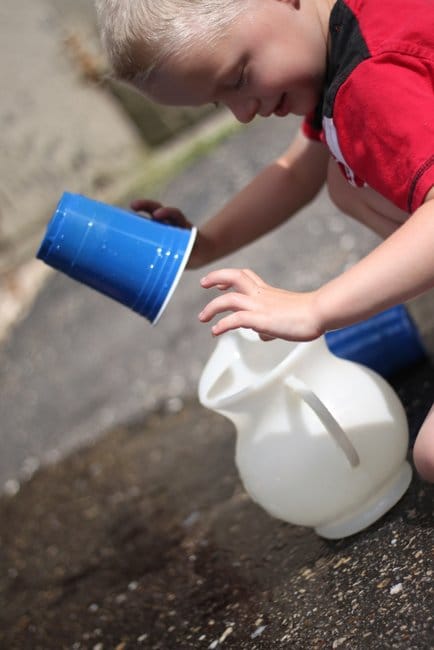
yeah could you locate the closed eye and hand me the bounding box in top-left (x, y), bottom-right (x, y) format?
top-left (234, 65), bottom-right (247, 90)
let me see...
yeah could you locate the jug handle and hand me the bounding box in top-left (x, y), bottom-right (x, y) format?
top-left (285, 375), bottom-right (360, 468)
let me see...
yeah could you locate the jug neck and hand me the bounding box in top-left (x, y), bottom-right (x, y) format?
top-left (199, 330), bottom-right (331, 412)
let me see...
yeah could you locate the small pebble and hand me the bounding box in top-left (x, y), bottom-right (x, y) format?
top-left (182, 511), bottom-right (200, 528)
top-left (251, 625), bottom-right (266, 639)
top-left (165, 396), bottom-right (184, 414)
top-left (22, 456), bottom-right (40, 478)
top-left (4, 480), bottom-right (20, 496)
top-left (219, 626), bottom-right (233, 643)
top-left (115, 594), bottom-right (127, 604)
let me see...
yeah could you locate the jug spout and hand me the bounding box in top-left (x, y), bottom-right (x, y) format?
top-left (201, 365), bottom-right (237, 405)
top-left (198, 329), bottom-right (297, 415)
top-left (198, 330), bottom-right (241, 410)
top-left (198, 344), bottom-right (253, 431)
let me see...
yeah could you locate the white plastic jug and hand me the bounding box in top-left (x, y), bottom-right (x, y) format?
top-left (198, 329), bottom-right (412, 539)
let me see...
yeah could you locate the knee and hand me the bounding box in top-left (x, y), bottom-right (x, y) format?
top-left (413, 445), bottom-right (434, 483)
top-left (413, 407), bottom-right (434, 482)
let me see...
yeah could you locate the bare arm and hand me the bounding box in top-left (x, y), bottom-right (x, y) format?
top-left (193, 129), bottom-right (328, 267)
top-left (316, 191), bottom-right (434, 330)
top-left (199, 190), bottom-right (434, 341)
top-left (132, 128), bottom-right (328, 268)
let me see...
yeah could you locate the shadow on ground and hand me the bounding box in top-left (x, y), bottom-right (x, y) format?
top-left (0, 362), bottom-right (433, 650)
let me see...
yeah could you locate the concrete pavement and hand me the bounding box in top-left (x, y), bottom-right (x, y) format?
top-left (0, 115), bottom-right (433, 648)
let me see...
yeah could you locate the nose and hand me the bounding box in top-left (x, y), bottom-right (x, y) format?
top-left (226, 97), bottom-right (259, 124)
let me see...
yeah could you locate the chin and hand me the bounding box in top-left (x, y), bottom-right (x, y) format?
top-left (300, 97), bottom-right (321, 116)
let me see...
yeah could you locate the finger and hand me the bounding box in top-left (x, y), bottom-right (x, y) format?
top-left (200, 268), bottom-right (257, 293)
top-left (198, 292), bottom-right (254, 322)
top-left (130, 199), bottom-right (162, 214)
top-left (240, 268), bottom-right (267, 287)
top-left (259, 333), bottom-right (276, 341)
top-left (210, 310), bottom-right (270, 337)
top-left (152, 207), bottom-right (191, 229)
top-left (202, 281), bottom-right (232, 291)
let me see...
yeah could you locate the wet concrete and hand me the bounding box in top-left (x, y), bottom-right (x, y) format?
top-left (0, 364), bottom-right (433, 649)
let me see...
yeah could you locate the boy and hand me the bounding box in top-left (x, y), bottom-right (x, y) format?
top-left (95, 0), bottom-right (434, 482)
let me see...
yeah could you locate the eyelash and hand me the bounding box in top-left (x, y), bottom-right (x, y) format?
top-left (235, 66), bottom-right (246, 90)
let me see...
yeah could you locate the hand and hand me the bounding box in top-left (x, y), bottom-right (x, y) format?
top-left (130, 198), bottom-right (193, 229)
top-left (198, 268), bottom-right (324, 342)
top-left (130, 198), bottom-right (211, 269)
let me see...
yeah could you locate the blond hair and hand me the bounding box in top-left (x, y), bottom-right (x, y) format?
top-left (95, 0), bottom-right (248, 87)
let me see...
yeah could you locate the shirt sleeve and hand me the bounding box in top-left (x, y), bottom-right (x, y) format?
top-left (333, 51), bottom-right (434, 212)
top-left (302, 111), bottom-right (323, 142)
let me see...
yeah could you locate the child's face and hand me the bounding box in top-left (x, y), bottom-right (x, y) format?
top-left (145, 0), bottom-right (330, 123)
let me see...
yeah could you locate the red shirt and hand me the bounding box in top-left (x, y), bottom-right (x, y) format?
top-left (303, 0), bottom-right (434, 213)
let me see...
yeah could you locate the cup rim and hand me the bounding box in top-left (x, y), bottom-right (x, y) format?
top-left (151, 227), bottom-right (197, 325)
top-left (36, 202), bottom-right (68, 262)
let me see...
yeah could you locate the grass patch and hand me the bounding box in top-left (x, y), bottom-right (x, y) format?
top-left (117, 112), bottom-right (241, 202)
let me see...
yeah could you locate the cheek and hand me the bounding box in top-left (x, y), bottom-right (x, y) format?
top-left (252, 63), bottom-right (290, 95)
top-left (249, 48), bottom-right (322, 99)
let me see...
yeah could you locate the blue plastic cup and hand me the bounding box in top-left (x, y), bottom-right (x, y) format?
top-left (36, 192), bottom-right (197, 324)
top-left (325, 305), bottom-right (427, 377)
